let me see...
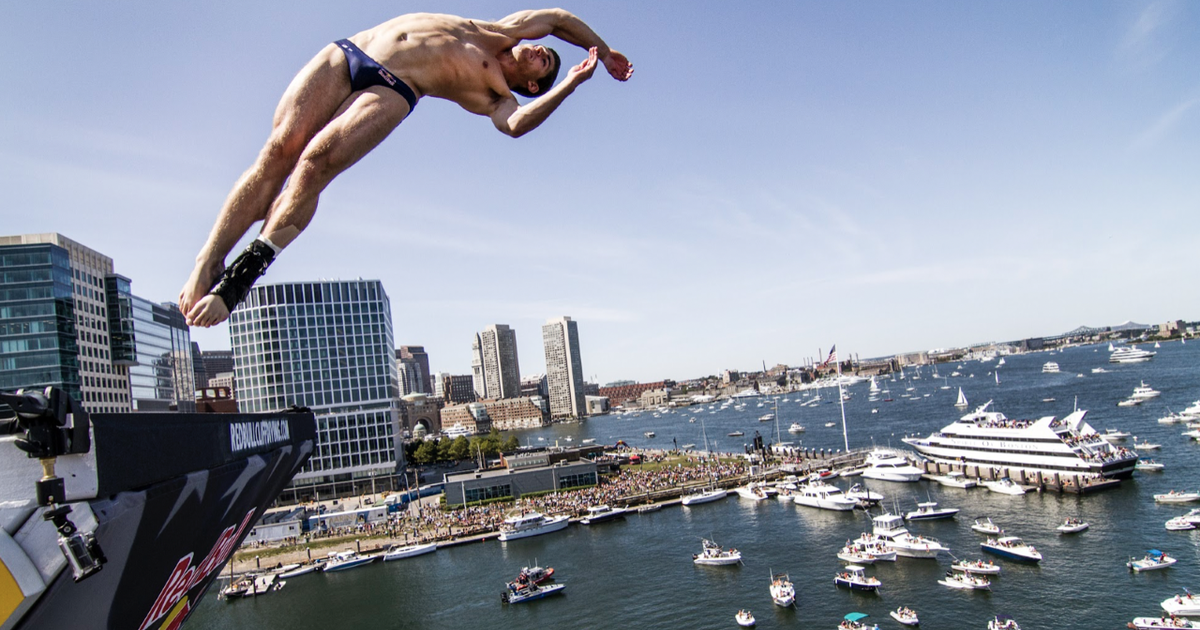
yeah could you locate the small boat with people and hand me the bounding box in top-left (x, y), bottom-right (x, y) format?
top-left (1056, 517), bottom-right (1090, 534)
top-left (1137, 460), bottom-right (1165, 472)
top-left (580, 504), bottom-right (628, 525)
top-left (1154, 490), bottom-right (1200, 504)
top-left (982, 478), bottom-right (1026, 496)
top-left (502, 580), bottom-right (564, 604)
top-left (735, 609), bottom-right (756, 627)
top-left (383, 542), bottom-right (438, 561)
top-left (938, 570), bottom-right (991, 590)
top-left (869, 512), bottom-right (948, 559)
top-left (952, 558), bottom-right (1001, 574)
top-left (221, 573), bottom-right (284, 599)
top-left (1134, 438), bottom-right (1162, 451)
top-left (845, 483), bottom-right (884, 506)
top-left (1128, 549), bottom-right (1177, 572)
top-left (839, 612), bottom-right (880, 630)
top-left (981, 536), bottom-right (1042, 562)
top-left (1129, 615), bottom-right (1200, 629)
top-left (1162, 592), bottom-right (1200, 616)
top-left (972, 517), bottom-right (1003, 535)
top-left (1165, 517), bottom-right (1196, 531)
top-left (890, 606), bottom-right (920, 626)
top-left (769, 573), bottom-right (796, 607)
top-left (693, 538), bottom-right (742, 566)
top-left (1131, 381), bottom-right (1163, 399)
top-left (834, 565), bottom-right (881, 591)
top-left (989, 614), bottom-right (1021, 630)
top-left (837, 545), bottom-right (880, 565)
top-left (904, 501), bottom-right (960, 521)
top-left (734, 483), bottom-right (774, 501)
top-left (847, 537), bottom-right (898, 562)
top-left (513, 563), bottom-right (555, 585)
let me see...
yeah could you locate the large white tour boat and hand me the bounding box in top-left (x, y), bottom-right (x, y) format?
top-left (1111, 345), bottom-right (1156, 363)
top-left (497, 511), bottom-right (570, 541)
top-left (901, 401), bottom-right (1139, 481)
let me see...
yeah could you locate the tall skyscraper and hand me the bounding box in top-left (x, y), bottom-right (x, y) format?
top-left (0, 233), bottom-right (139, 413)
top-left (227, 280), bottom-right (402, 491)
top-left (542, 316), bottom-right (586, 419)
top-left (471, 324), bottom-right (521, 400)
top-left (396, 345), bottom-right (431, 394)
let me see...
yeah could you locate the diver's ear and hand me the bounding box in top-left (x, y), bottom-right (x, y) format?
top-left (526, 80), bottom-right (539, 95)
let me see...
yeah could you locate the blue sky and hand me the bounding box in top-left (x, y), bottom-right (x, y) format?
top-left (2, 2), bottom-right (1197, 384)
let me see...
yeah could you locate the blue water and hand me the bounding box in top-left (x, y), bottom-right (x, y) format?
top-left (188, 341), bottom-right (1199, 630)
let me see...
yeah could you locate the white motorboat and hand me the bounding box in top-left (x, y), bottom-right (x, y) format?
top-left (1092, 367), bottom-right (1109, 373)
top-left (769, 573), bottom-right (795, 607)
top-left (759, 413), bottom-right (775, 422)
top-left (1131, 382), bottom-right (1162, 400)
top-left (682, 487), bottom-right (728, 506)
top-left (497, 511), bottom-right (570, 541)
top-left (904, 501), bottom-right (960, 521)
top-left (989, 614), bottom-right (1021, 630)
top-left (793, 483), bottom-right (858, 511)
top-left (1129, 549), bottom-right (1176, 572)
top-left (1130, 616), bottom-right (1200, 629)
top-left (938, 570), bottom-right (991, 590)
top-left (951, 558), bottom-right (1001, 575)
top-left (930, 471), bottom-right (978, 488)
top-left (890, 607), bottom-right (920, 626)
top-left (643, 431), bottom-right (655, 438)
top-left (1162, 592), bottom-right (1200, 616)
top-left (693, 538), bottom-right (741, 565)
top-left (971, 517), bottom-right (1003, 535)
top-left (845, 483), bottom-right (884, 506)
top-left (1165, 517), bottom-right (1196, 531)
top-left (1137, 460), bottom-right (1165, 472)
top-left (824, 422), bottom-right (837, 428)
top-left (834, 565), bottom-right (881, 591)
top-left (1135, 439), bottom-right (1163, 451)
top-left (848, 536), bottom-right (898, 562)
top-left (637, 503), bottom-right (662, 514)
top-left (981, 536), bottom-right (1042, 562)
top-left (869, 512), bottom-right (948, 559)
top-left (983, 478), bottom-right (1026, 496)
top-left (1155, 491), bottom-right (1200, 504)
top-left (580, 504), bottom-right (628, 525)
top-left (728, 431), bottom-right (745, 437)
top-left (1042, 362), bottom-right (1060, 374)
top-left (860, 450), bottom-right (924, 482)
top-left (788, 423), bottom-right (806, 433)
top-left (1111, 345), bottom-right (1156, 363)
top-left (323, 550), bottom-right (377, 573)
top-left (502, 581), bottom-right (565, 604)
top-left (1102, 428), bottom-right (1131, 441)
top-left (383, 542), bottom-right (437, 561)
top-left (903, 402), bottom-right (1138, 481)
top-left (837, 546), bottom-right (880, 565)
top-left (735, 610), bottom-right (756, 627)
top-left (734, 482), bottom-right (776, 501)
top-left (278, 562), bottom-right (321, 579)
top-left (1056, 517), bottom-right (1089, 534)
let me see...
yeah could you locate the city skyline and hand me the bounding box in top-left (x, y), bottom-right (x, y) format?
top-left (4, 2), bottom-right (1197, 384)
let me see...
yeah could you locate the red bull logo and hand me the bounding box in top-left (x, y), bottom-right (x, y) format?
top-left (138, 509), bottom-right (256, 630)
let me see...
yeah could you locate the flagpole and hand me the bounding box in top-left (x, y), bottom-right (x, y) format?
top-left (836, 348), bottom-right (849, 452)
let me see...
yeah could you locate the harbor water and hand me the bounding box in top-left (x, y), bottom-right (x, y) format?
top-left (188, 341), bottom-right (1199, 630)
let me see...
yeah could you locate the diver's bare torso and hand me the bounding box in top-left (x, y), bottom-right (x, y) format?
top-left (344, 13), bottom-right (517, 114)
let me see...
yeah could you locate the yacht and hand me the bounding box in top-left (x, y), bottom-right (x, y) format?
top-left (846, 537), bottom-right (898, 562)
top-left (1042, 362), bottom-right (1060, 374)
top-left (868, 512), bottom-right (948, 559)
top-left (1110, 345), bottom-right (1156, 363)
top-left (1130, 382), bottom-right (1162, 400)
top-left (792, 483), bottom-right (858, 511)
top-left (983, 478), bottom-right (1027, 496)
top-left (692, 539), bottom-right (741, 565)
top-left (382, 543), bottom-right (437, 561)
top-left (902, 401), bottom-right (1139, 481)
top-left (580, 505), bottom-right (628, 525)
top-left (981, 536), bottom-right (1042, 562)
top-left (497, 511), bottom-right (570, 541)
top-left (860, 450), bottom-right (924, 482)
top-left (788, 423), bottom-right (806, 434)
top-left (682, 487), bottom-right (728, 506)
top-left (769, 573), bottom-right (796, 607)
top-left (904, 501), bottom-right (959, 521)
top-left (323, 550), bottom-right (377, 573)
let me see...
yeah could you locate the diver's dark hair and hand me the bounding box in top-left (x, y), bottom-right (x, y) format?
top-left (512, 47), bottom-right (561, 98)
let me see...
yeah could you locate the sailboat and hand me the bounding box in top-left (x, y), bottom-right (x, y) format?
top-left (994, 370), bottom-right (1000, 385)
top-left (870, 376), bottom-right (880, 394)
top-left (954, 387), bottom-right (969, 408)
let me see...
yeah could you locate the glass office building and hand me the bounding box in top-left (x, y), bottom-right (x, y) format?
top-left (0, 243), bottom-right (81, 399)
top-left (228, 280), bottom-right (402, 490)
top-left (127, 295), bottom-right (195, 412)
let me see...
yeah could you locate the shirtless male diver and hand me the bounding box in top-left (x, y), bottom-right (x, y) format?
top-left (178, 9), bottom-right (632, 327)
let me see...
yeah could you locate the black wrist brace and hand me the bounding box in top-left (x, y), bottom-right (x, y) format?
top-left (208, 239), bottom-right (276, 312)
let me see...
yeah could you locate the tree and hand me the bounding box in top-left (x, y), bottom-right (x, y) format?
top-left (501, 435), bottom-right (520, 452)
top-left (436, 437), bottom-right (455, 462)
top-left (412, 439), bottom-right (438, 465)
top-left (448, 436), bottom-right (471, 462)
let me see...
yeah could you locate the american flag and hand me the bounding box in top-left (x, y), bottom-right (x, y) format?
top-left (820, 345), bottom-right (838, 368)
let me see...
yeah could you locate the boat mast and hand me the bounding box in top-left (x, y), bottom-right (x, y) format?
top-left (837, 350), bottom-right (850, 452)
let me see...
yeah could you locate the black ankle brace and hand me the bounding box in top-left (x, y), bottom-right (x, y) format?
top-left (208, 239), bottom-right (276, 312)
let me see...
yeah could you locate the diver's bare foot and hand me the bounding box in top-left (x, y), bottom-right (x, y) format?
top-left (186, 295), bottom-right (230, 328)
top-left (179, 260), bottom-right (224, 315)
